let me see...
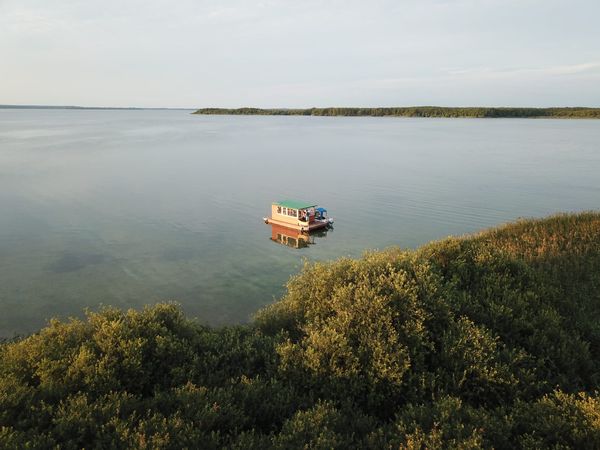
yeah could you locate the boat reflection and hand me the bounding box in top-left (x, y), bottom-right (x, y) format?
top-left (269, 223), bottom-right (329, 249)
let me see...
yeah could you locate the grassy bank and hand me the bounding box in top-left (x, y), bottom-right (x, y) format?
top-left (1, 212), bottom-right (600, 448)
top-left (193, 106), bottom-right (600, 119)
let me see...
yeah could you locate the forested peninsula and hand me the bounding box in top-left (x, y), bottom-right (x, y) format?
top-left (2, 212), bottom-right (600, 448)
top-left (194, 106), bottom-right (600, 118)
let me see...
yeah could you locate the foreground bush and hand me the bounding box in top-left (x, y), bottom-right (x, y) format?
top-left (1, 212), bottom-right (599, 449)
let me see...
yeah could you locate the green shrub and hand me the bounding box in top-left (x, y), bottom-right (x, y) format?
top-left (1, 212), bottom-right (599, 448)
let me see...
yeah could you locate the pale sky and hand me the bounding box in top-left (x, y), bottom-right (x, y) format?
top-left (1, 0), bottom-right (599, 108)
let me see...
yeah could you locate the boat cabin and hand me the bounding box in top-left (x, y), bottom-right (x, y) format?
top-left (264, 199), bottom-right (333, 232)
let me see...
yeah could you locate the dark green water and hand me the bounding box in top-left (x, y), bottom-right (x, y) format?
top-left (1, 110), bottom-right (599, 336)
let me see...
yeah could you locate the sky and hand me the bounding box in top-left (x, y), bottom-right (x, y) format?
top-left (1, 0), bottom-right (599, 108)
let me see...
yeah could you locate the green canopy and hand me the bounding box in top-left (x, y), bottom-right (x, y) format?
top-left (274, 200), bottom-right (317, 210)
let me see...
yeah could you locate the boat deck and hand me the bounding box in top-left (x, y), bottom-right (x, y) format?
top-left (266, 217), bottom-right (329, 232)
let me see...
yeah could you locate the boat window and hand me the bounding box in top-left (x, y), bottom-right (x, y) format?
top-left (287, 208), bottom-right (297, 217)
top-left (277, 206), bottom-right (282, 214)
top-left (282, 207), bottom-right (287, 215)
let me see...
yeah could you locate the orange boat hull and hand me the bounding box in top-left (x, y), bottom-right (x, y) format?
top-left (265, 217), bottom-right (330, 232)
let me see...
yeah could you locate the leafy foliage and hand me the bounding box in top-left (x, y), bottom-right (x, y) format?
top-left (194, 107), bottom-right (600, 119)
top-left (1, 212), bottom-right (600, 448)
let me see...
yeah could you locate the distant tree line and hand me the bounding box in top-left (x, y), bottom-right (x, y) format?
top-left (1, 212), bottom-right (600, 448)
top-left (194, 106), bottom-right (600, 118)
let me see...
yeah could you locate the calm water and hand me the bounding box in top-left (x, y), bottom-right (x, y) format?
top-left (1, 110), bottom-right (599, 336)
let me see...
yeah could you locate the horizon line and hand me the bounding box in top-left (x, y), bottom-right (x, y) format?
top-left (0, 104), bottom-right (196, 110)
top-left (3, 104), bottom-right (600, 111)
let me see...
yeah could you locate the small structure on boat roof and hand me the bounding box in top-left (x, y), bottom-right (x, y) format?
top-left (264, 199), bottom-right (333, 232)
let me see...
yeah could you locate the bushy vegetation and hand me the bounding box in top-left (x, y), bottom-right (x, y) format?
top-left (193, 106), bottom-right (600, 119)
top-left (1, 212), bottom-right (600, 448)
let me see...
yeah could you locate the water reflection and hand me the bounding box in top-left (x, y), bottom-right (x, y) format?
top-left (269, 223), bottom-right (329, 249)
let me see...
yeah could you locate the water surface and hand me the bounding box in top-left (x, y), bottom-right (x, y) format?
top-left (1, 110), bottom-right (598, 336)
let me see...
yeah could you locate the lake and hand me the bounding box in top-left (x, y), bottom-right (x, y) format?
top-left (1, 109), bottom-right (599, 336)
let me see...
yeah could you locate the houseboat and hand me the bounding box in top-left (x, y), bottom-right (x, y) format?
top-left (263, 200), bottom-right (333, 232)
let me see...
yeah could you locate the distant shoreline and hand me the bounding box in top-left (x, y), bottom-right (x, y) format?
top-left (193, 106), bottom-right (600, 119)
top-left (4, 105), bottom-right (599, 118)
top-left (0, 105), bottom-right (194, 111)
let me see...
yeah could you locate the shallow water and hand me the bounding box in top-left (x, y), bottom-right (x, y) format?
top-left (1, 110), bottom-right (599, 336)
